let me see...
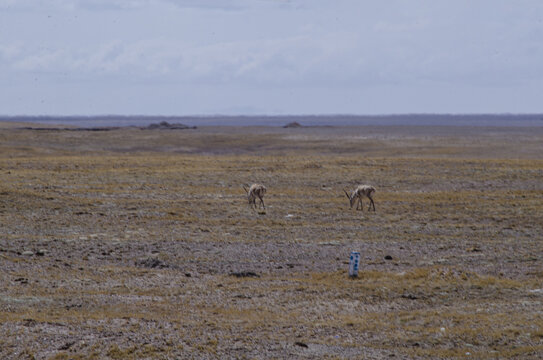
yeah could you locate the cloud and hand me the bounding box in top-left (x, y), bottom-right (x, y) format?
top-left (0, 0), bottom-right (253, 12)
top-left (4, 31), bottom-right (373, 87)
top-left (5, 17), bottom-right (542, 90)
top-left (0, 43), bottom-right (22, 61)
top-left (2, 0), bottom-right (543, 115)
top-left (0, 0), bottom-right (301, 13)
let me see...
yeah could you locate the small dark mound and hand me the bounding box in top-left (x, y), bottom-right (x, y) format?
top-left (229, 271), bottom-right (259, 278)
top-left (283, 121), bottom-right (302, 128)
top-left (145, 121), bottom-right (196, 130)
top-left (295, 342), bottom-right (308, 348)
top-left (135, 257), bottom-right (169, 269)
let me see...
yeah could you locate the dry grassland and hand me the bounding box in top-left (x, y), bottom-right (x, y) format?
top-left (0, 124), bottom-right (542, 359)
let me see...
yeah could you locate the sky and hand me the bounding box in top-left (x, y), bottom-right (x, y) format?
top-left (1, 0), bottom-right (543, 116)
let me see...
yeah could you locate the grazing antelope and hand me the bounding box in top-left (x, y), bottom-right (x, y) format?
top-left (243, 184), bottom-right (267, 210)
top-left (344, 185), bottom-right (376, 211)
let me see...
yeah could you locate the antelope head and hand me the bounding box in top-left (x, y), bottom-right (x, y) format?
top-left (343, 188), bottom-right (356, 208)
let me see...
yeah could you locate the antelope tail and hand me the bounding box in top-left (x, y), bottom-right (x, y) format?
top-left (242, 185), bottom-right (249, 194)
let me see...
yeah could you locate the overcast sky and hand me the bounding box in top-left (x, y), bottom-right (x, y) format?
top-left (1, 0), bottom-right (542, 115)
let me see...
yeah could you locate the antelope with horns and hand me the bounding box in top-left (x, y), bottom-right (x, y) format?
top-left (344, 185), bottom-right (376, 211)
top-left (243, 183), bottom-right (267, 210)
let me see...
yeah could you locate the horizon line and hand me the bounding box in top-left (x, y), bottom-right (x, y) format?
top-left (2, 113), bottom-right (543, 118)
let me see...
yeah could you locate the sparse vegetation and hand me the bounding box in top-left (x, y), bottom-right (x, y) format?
top-left (0, 123), bottom-right (542, 359)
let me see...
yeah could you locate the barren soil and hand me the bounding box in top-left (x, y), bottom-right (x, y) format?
top-left (1, 123), bottom-right (542, 359)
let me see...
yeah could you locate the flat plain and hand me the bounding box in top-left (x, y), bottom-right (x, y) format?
top-left (1, 122), bottom-right (542, 359)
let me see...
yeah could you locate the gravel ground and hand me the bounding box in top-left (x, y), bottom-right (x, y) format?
top-left (1, 124), bottom-right (542, 359)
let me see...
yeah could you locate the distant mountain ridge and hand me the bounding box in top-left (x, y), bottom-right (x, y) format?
top-left (1, 114), bottom-right (542, 128)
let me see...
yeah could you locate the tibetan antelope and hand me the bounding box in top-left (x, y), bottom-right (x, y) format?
top-left (243, 184), bottom-right (267, 210)
top-left (343, 185), bottom-right (376, 211)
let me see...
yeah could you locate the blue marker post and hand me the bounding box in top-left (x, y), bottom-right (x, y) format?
top-left (348, 251), bottom-right (360, 278)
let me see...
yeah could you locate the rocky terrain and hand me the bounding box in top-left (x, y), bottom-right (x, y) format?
top-left (0, 122), bottom-right (542, 359)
